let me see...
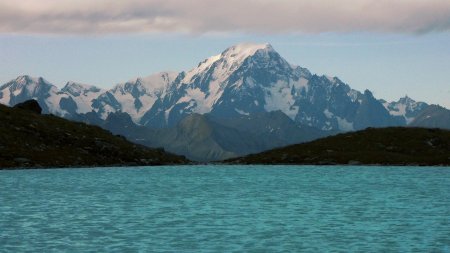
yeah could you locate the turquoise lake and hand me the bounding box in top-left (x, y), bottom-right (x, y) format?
top-left (1, 165), bottom-right (449, 252)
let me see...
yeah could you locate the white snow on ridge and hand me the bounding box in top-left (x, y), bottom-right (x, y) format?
top-left (183, 55), bottom-right (221, 83)
top-left (222, 43), bottom-right (272, 66)
top-left (183, 43), bottom-right (274, 87)
top-left (388, 103), bottom-right (407, 117)
top-left (177, 88), bottom-right (212, 114)
top-left (140, 71), bottom-right (178, 96)
top-left (16, 75), bottom-right (40, 84)
top-left (383, 96), bottom-right (426, 124)
top-left (348, 89), bottom-right (360, 103)
top-left (63, 81), bottom-right (100, 95)
top-left (45, 87), bottom-right (70, 116)
top-left (106, 72), bottom-right (178, 122)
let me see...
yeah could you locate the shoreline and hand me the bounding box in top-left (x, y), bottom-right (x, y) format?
top-left (2, 163), bottom-right (449, 171)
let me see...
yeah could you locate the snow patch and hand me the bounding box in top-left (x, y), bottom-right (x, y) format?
top-left (336, 116), bottom-right (354, 131)
top-left (264, 80), bottom-right (299, 119)
top-left (0, 89), bottom-right (10, 105)
top-left (177, 88), bottom-right (213, 114)
top-left (348, 90), bottom-right (359, 103)
top-left (235, 109), bottom-right (250, 116)
top-left (323, 109), bottom-right (334, 119)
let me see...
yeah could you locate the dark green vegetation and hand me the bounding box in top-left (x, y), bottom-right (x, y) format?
top-left (228, 127), bottom-right (450, 166)
top-left (0, 101), bottom-right (188, 169)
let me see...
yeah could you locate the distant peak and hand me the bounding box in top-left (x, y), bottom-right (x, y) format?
top-left (62, 81), bottom-right (102, 95)
top-left (6, 75), bottom-right (53, 90)
top-left (63, 81), bottom-right (95, 90)
top-left (398, 95), bottom-right (416, 104)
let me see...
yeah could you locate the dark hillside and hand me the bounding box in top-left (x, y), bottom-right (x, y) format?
top-left (0, 101), bottom-right (188, 169)
top-left (227, 127), bottom-right (450, 166)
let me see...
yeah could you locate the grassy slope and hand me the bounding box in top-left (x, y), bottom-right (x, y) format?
top-left (0, 104), bottom-right (188, 169)
top-left (227, 127), bottom-right (450, 166)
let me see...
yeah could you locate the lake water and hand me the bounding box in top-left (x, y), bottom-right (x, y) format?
top-left (1, 165), bottom-right (449, 252)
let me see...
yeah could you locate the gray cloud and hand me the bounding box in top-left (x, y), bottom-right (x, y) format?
top-left (1, 0), bottom-right (450, 35)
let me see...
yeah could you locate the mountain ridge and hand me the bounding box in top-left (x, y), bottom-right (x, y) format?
top-left (1, 44), bottom-right (445, 130)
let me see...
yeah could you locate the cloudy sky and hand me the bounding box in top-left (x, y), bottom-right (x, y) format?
top-left (1, 0), bottom-right (449, 107)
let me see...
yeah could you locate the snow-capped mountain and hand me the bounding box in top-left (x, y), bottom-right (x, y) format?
top-left (137, 43), bottom-right (403, 130)
top-left (141, 43), bottom-right (313, 127)
top-left (381, 96), bottom-right (428, 124)
top-left (0, 43), bottom-right (438, 132)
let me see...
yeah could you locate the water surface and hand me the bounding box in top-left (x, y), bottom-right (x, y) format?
top-left (1, 165), bottom-right (449, 252)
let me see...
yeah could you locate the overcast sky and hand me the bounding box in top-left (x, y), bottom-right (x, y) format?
top-left (1, 0), bottom-right (449, 107)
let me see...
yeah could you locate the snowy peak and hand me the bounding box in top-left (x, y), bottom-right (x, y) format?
top-left (182, 43), bottom-right (278, 83)
top-left (218, 43), bottom-right (281, 71)
top-left (383, 95), bottom-right (428, 124)
top-left (62, 82), bottom-right (103, 97)
top-left (2, 75), bottom-right (53, 91)
top-left (397, 95), bottom-right (416, 105)
top-left (221, 43), bottom-right (274, 62)
top-left (13, 75), bottom-right (40, 85)
top-left (0, 75), bottom-right (55, 105)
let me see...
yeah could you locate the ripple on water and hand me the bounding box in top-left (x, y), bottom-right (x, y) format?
top-left (0, 165), bottom-right (449, 252)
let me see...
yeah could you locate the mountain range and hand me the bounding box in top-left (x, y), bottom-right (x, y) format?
top-left (1, 43), bottom-right (448, 161)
